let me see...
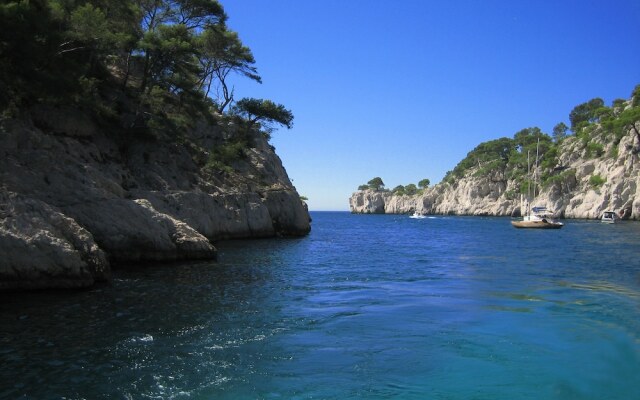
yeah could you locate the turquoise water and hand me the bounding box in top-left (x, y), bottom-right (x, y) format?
top-left (1, 212), bottom-right (640, 399)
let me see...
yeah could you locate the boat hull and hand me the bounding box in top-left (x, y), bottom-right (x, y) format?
top-left (511, 220), bottom-right (563, 229)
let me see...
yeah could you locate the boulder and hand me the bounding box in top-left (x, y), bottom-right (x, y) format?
top-left (0, 192), bottom-right (109, 290)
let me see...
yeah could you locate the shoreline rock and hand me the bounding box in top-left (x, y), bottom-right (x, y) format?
top-left (0, 192), bottom-right (109, 291)
top-left (0, 111), bottom-right (310, 291)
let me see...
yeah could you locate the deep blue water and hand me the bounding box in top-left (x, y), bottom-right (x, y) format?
top-left (1, 212), bottom-right (640, 399)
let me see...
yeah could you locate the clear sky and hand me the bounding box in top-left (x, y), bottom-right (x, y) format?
top-left (222, 0), bottom-right (640, 211)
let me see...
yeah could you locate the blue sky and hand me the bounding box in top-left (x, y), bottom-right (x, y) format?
top-left (222, 1), bottom-right (640, 211)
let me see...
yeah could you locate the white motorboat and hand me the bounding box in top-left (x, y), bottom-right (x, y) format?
top-left (600, 211), bottom-right (619, 224)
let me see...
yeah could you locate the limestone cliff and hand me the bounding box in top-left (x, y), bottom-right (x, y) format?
top-left (350, 116), bottom-right (640, 219)
top-left (0, 108), bottom-right (310, 290)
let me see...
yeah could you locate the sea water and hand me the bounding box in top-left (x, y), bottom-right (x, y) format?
top-left (1, 212), bottom-right (639, 399)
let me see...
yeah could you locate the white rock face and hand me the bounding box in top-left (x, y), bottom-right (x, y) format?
top-left (0, 109), bottom-right (310, 289)
top-left (350, 126), bottom-right (640, 219)
top-left (349, 191), bottom-right (391, 213)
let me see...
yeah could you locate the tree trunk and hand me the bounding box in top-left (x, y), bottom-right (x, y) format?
top-left (121, 50), bottom-right (132, 90)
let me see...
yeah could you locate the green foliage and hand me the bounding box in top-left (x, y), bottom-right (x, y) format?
top-left (443, 127), bottom-right (559, 197)
top-left (198, 26), bottom-right (261, 111)
top-left (612, 99), bottom-right (626, 115)
top-left (474, 159), bottom-right (504, 178)
top-left (207, 136), bottom-right (249, 172)
top-left (391, 84), bottom-right (638, 192)
top-left (357, 184), bottom-right (369, 191)
top-left (367, 177), bottom-right (385, 191)
top-left (601, 105), bottom-right (640, 147)
top-left (437, 84), bottom-right (640, 190)
top-left (232, 98), bottom-right (293, 133)
top-left (392, 185), bottom-right (406, 195)
top-left (404, 184), bottom-right (418, 195)
top-left (503, 189), bottom-right (518, 200)
top-left (585, 141), bottom-right (604, 158)
top-left (418, 179), bottom-right (430, 189)
top-left (140, 24), bottom-right (200, 93)
top-left (0, 0), bottom-right (287, 142)
top-left (552, 122), bottom-right (568, 142)
top-left (444, 136), bottom-right (515, 182)
top-left (519, 178), bottom-right (535, 195)
top-left (541, 169), bottom-right (576, 189)
top-left (569, 98), bottom-right (605, 131)
top-left (0, 1), bottom-right (77, 110)
top-left (589, 174), bottom-right (606, 189)
top-left (539, 145), bottom-right (558, 171)
top-left (632, 84), bottom-right (640, 108)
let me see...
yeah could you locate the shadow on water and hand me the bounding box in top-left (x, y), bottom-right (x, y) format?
top-left (0, 236), bottom-right (309, 399)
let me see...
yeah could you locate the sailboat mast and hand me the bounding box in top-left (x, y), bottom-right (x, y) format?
top-left (534, 137), bottom-right (540, 198)
top-left (527, 150), bottom-right (531, 214)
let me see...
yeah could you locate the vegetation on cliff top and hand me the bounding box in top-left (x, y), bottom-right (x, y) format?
top-left (442, 84), bottom-right (640, 192)
top-left (357, 176), bottom-right (431, 196)
top-left (0, 0), bottom-right (292, 169)
top-left (355, 84), bottom-right (639, 196)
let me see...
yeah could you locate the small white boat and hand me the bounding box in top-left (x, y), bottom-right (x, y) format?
top-left (409, 212), bottom-right (426, 219)
top-left (600, 211), bottom-right (619, 224)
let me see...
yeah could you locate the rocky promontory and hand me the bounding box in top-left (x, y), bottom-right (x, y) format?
top-left (351, 93), bottom-right (640, 220)
top-left (0, 0), bottom-right (315, 291)
top-left (0, 110), bottom-right (310, 290)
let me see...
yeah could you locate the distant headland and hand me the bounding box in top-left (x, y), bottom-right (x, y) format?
top-left (350, 85), bottom-right (640, 220)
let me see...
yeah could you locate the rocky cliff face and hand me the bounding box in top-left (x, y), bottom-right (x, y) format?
top-left (0, 108), bottom-right (310, 290)
top-left (350, 125), bottom-right (640, 219)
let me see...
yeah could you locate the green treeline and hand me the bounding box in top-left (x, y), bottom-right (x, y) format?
top-left (356, 84), bottom-right (640, 196)
top-left (442, 84), bottom-right (640, 195)
top-left (0, 0), bottom-right (292, 140)
top-left (358, 177), bottom-right (430, 195)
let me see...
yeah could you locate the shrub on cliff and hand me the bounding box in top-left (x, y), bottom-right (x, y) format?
top-left (404, 184), bottom-right (418, 196)
top-left (589, 174), bottom-right (606, 189)
top-left (601, 99), bottom-right (640, 151)
top-left (207, 136), bottom-right (249, 173)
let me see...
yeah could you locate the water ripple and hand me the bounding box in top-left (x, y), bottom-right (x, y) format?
top-left (1, 214), bottom-right (639, 399)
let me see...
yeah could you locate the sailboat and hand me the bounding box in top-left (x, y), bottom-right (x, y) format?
top-left (511, 204), bottom-right (563, 229)
top-left (511, 139), bottom-right (563, 229)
